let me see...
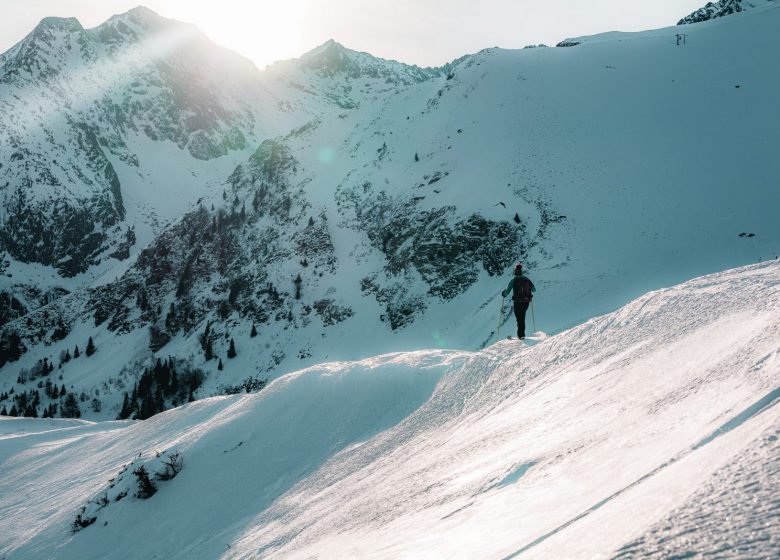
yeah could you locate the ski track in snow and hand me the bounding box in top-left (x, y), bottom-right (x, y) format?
top-left (613, 424), bottom-right (780, 559)
top-left (0, 261), bottom-right (778, 559)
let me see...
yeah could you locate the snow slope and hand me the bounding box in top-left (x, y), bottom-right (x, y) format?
top-left (1, 261), bottom-right (778, 558)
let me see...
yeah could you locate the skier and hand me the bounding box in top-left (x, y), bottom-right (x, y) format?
top-left (501, 263), bottom-right (536, 339)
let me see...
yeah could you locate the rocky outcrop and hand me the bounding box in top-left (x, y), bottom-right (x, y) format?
top-left (337, 181), bottom-right (526, 328)
top-left (86, 138), bottom-right (342, 355)
top-left (678, 0), bottom-right (775, 24)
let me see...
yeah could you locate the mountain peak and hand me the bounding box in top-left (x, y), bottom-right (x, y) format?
top-left (92, 5), bottom-right (199, 47)
top-left (103, 4), bottom-right (173, 29)
top-left (127, 5), bottom-right (162, 19)
top-left (291, 39), bottom-right (441, 84)
top-left (678, 0), bottom-right (777, 25)
top-left (32, 16), bottom-right (84, 35)
top-left (298, 39), bottom-right (352, 70)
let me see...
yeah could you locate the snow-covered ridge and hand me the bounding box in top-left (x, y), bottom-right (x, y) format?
top-left (1, 261), bottom-right (778, 558)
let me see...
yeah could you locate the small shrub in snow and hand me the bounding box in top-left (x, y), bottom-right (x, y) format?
top-left (155, 450), bottom-right (183, 481)
top-left (214, 376), bottom-right (268, 396)
top-left (73, 508), bottom-right (97, 531)
top-left (72, 450), bottom-right (183, 532)
top-left (133, 466), bottom-right (157, 498)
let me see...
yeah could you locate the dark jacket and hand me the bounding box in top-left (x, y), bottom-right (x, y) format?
top-left (502, 273), bottom-right (536, 301)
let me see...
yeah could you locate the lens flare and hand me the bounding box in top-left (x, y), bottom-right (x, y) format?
top-left (317, 146), bottom-right (336, 164)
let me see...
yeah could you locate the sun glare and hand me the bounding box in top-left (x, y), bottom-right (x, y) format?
top-left (161, 0), bottom-right (309, 68)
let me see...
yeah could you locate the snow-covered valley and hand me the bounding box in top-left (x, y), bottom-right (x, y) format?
top-left (1, 261), bottom-right (778, 558)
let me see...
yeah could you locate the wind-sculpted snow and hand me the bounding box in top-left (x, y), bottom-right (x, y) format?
top-left (613, 425), bottom-right (780, 558)
top-left (1, 261), bottom-right (778, 558)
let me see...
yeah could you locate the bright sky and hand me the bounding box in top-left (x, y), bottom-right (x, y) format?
top-left (0, 0), bottom-right (706, 68)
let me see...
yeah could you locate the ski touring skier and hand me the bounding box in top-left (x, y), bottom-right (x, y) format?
top-left (501, 263), bottom-right (536, 339)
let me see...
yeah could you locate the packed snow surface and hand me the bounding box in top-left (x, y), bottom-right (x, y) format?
top-left (1, 261), bottom-right (778, 558)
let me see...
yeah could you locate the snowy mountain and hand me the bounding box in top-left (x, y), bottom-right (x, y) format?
top-left (678, 0), bottom-right (777, 24)
top-left (1, 261), bottom-right (778, 558)
top-left (0, 7), bottom-right (269, 281)
top-left (2, 4), bottom-right (779, 421)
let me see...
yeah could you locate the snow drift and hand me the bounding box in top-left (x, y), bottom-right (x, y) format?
top-left (1, 260), bottom-right (778, 558)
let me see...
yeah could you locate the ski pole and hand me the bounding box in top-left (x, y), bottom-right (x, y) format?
top-left (496, 296), bottom-right (504, 343)
top-left (531, 300), bottom-right (537, 334)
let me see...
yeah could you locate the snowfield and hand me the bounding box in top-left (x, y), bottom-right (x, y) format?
top-left (1, 260), bottom-right (778, 559)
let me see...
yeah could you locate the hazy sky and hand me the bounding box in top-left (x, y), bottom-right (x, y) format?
top-left (0, 0), bottom-right (706, 68)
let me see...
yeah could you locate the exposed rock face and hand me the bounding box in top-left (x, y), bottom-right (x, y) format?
top-left (678, 0), bottom-right (775, 24)
top-left (86, 138), bottom-right (342, 353)
top-left (336, 181), bottom-right (524, 328)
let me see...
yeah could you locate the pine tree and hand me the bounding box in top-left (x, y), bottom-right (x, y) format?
top-left (73, 345), bottom-right (80, 358)
top-left (155, 388), bottom-right (165, 415)
top-left (9, 405), bottom-right (18, 417)
top-left (133, 466), bottom-right (157, 499)
top-left (294, 273), bottom-right (302, 300)
top-left (138, 396), bottom-right (155, 420)
top-left (85, 337), bottom-right (96, 357)
top-left (227, 339), bottom-right (237, 359)
top-left (414, 152), bottom-right (419, 162)
top-left (201, 323), bottom-right (214, 361)
top-left (130, 383), bottom-right (138, 413)
top-left (169, 368), bottom-right (178, 395)
top-left (117, 392), bottom-right (132, 420)
top-left (0, 406), bottom-right (7, 416)
top-left (250, 323), bottom-right (258, 338)
top-left (61, 393), bottom-right (81, 418)
top-left (60, 384), bottom-right (67, 397)
top-left (217, 358), bottom-right (224, 371)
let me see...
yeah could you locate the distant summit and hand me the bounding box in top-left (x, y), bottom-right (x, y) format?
top-left (678, 0), bottom-right (776, 24)
top-left (298, 39), bottom-right (359, 75)
top-left (285, 38), bottom-right (443, 83)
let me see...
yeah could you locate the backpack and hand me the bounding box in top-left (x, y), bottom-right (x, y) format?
top-left (513, 276), bottom-right (533, 302)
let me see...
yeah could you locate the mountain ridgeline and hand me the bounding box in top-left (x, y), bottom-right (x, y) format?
top-left (1, 2), bottom-right (779, 420)
top-left (678, 0), bottom-right (776, 24)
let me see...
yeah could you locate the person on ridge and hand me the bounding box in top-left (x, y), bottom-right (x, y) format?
top-left (501, 263), bottom-right (536, 339)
